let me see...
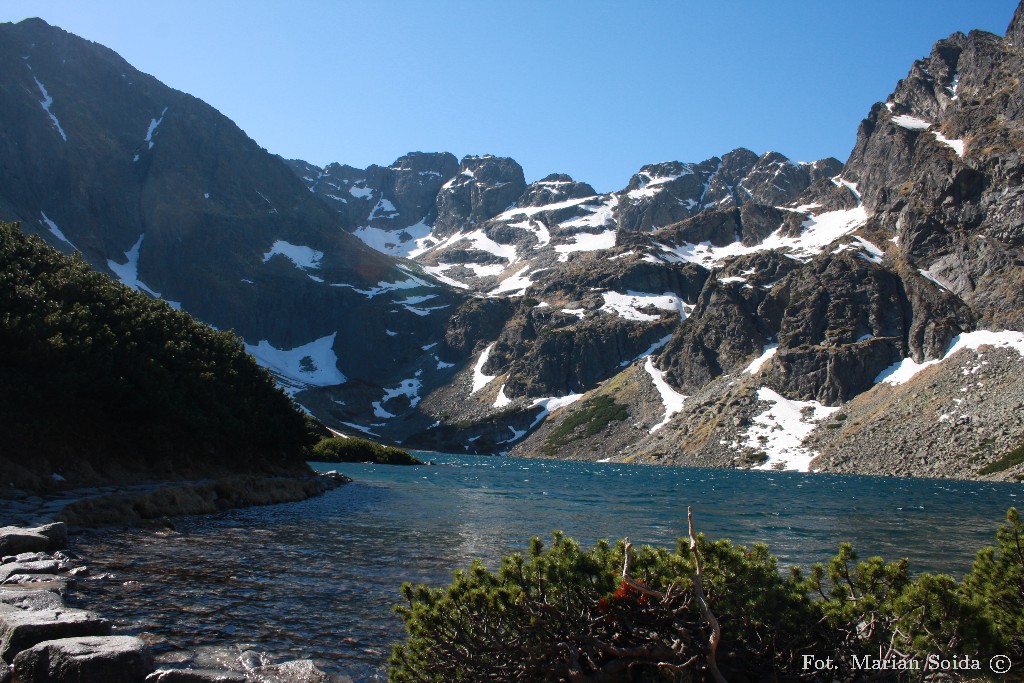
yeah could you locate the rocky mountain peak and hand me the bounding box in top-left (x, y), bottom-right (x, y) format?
top-left (432, 155), bottom-right (527, 236)
top-left (887, 36), bottom-right (964, 122)
top-left (517, 174), bottom-right (597, 207)
top-left (1007, 0), bottom-right (1024, 46)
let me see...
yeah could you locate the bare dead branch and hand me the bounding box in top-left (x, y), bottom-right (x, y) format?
top-left (689, 506), bottom-right (728, 683)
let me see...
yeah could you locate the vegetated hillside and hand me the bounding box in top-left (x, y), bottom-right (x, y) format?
top-left (0, 221), bottom-right (313, 491)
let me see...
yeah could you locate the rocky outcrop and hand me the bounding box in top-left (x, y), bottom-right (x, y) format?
top-left (286, 152), bottom-right (460, 238)
top-left (516, 174), bottom-right (596, 207)
top-left (841, 15), bottom-right (1024, 330)
top-left (491, 308), bottom-right (678, 399)
top-left (433, 156), bottom-right (527, 236)
top-left (613, 150), bottom-right (842, 236)
top-left (655, 204), bottom-right (802, 248)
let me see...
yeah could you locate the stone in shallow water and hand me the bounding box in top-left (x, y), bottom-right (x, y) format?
top-left (0, 606), bottom-right (111, 660)
top-left (12, 635), bottom-right (153, 683)
top-left (145, 669), bottom-right (247, 682)
top-left (248, 659), bottom-right (353, 683)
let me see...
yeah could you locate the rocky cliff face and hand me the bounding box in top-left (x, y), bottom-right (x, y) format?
top-left (505, 5), bottom-right (1024, 481)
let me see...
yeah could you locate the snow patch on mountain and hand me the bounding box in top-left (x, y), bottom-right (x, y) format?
top-left (657, 206), bottom-right (867, 267)
top-left (738, 388), bottom-right (840, 472)
top-left (353, 219), bottom-right (433, 258)
top-left (644, 357), bottom-right (687, 432)
top-left (489, 266), bottom-right (533, 296)
top-left (31, 73), bottom-right (67, 141)
top-left (891, 114), bottom-right (932, 130)
top-left (245, 333), bottom-right (346, 387)
top-left (932, 131), bottom-right (965, 157)
top-left (744, 344), bottom-right (778, 374)
top-left (263, 240), bottom-right (323, 270)
top-left (107, 234), bottom-right (167, 302)
top-left (600, 291), bottom-right (687, 322)
top-left (40, 212), bottom-right (75, 249)
top-left (621, 334), bottom-right (673, 367)
top-left (888, 115), bottom-right (964, 156)
top-left (382, 376), bottom-right (423, 408)
top-left (471, 343), bottom-right (497, 394)
top-left (422, 264), bottom-right (472, 290)
top-left (369, 198), bottom-right (399, 220)
top-left (349, 184), bottom-right (374, 199)
top-left (559, 195), bottom-right (619, 230)
top-left (554, 230), bottom-right (617, 261)
top-left (874, 330), bottom-right (1024, 386)
top-left (144, 107), bottom-right (168, 149)
top-left (401, 303), bottom-right (449, 316)
top-left (528, 393), bottom-right (585, 429)
top-left (494, 385), bottom-right (512, 408)
top-left (495, 195), bottom-right (595, 221)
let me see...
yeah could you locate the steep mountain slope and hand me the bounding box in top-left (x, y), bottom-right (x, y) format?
top-left (0, 18), bottom-right (463, 424)
top-left (505, 5), bottom-right (1024, 481)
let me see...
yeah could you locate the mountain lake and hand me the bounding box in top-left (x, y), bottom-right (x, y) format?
top-left (67, 454), bottom-right (1022, 680)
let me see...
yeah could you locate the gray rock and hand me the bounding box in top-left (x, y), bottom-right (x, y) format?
top-left (6, 554), bottom-right (49, 565)
top-left (433, 155), bottom-right (527, 236)
top-left (0, 606), bottom-right (111, 660)
top-left (29, 524), bottom-right (67, 552)
top-left (516, 174), bottom-right (596, 208)
top-left (0, 588), bottom-right (64, 612)
top-left (0, 531), bottom-right (48, 557)
top-left (248, 659), bottom-right (352, 683)
top-left (0, 562), bottom-right (60, 585)
top-left (12, 635), bottom-right (152, 683)
top-left (0, 578), bottom-right (67, 593)
top-left (145, 668), bottom-right (247, 682)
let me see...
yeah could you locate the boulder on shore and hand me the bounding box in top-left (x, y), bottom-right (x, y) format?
top-left (12, 635), bottom-right (153, 683)
top-left (0, 606), bottom-right (111, 661)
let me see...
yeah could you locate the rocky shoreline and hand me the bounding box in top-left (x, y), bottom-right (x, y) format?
top-left (1, 473), bottom-right (355, 682)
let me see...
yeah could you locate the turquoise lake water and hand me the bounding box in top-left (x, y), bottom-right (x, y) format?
top-left (69, 454), bottom-right (1022, 680)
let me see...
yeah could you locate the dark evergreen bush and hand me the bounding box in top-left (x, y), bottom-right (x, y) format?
top-left (390, 509), bottom-right (1023, 682)
top-left (310, 436), bottom-right (423, 465)
top-left (0, 221), bottom-right (313, 483)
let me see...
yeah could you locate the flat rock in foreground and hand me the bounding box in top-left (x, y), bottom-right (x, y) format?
top-left (0, 606), bottom-right (110, 661)
top-left (12, 635), bottom-right (153, 683)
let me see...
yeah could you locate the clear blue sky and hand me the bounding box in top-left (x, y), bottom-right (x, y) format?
top-left (0, 2), bottom-right (1015, 192)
